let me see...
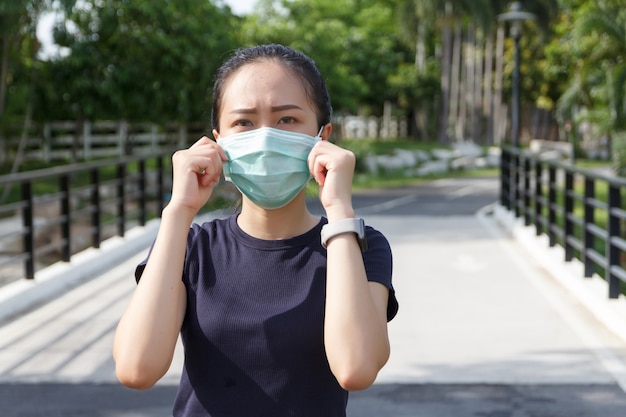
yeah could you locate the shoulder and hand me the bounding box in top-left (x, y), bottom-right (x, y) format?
top-left (186, 214), bottom-right (236, 246)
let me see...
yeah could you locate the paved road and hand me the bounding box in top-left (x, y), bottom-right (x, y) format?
top-left (2, 176), bottom-right (626, 416)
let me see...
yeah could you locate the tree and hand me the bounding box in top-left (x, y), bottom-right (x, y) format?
top-left (41, 0), bottom-right (240, 123)
top-left (0, 0), bottom-right (49, 122)
top-left (242, 0), bottom-right (408, 117)
top-left (555, 0), bottom-right (626, 161)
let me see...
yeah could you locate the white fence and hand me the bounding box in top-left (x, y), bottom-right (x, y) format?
top-left (337, 115), bottom-right (409, 140)
top-left (0, 120), bottom-right (209, 164)
top-left (0, 115), bottom-right (415, 166)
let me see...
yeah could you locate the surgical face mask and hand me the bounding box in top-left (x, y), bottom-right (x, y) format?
top-left (218, 127), bottom-right (322, 209)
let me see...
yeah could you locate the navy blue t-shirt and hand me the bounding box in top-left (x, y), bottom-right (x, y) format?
top-left (136, 214), bottom-right (398, 417)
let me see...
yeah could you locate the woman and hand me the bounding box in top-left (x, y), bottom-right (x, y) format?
top-left (113, 44), bottom-right (398, 417)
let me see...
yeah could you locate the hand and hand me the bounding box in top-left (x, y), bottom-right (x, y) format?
top-left (168, 136), bottom-right (228, 214)
top-left (308, 141), bottom-right (356, 220)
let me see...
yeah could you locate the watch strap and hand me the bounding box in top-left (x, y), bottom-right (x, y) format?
top-left (321, 218), bottom-right (367, 251)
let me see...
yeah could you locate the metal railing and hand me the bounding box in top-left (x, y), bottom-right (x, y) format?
top-left (500, 146), bottom-right (626, 298)
top-left (0, 152), bottom-right (172, 281)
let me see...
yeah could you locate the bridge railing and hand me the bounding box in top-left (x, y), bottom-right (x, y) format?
top-left (500, 146), bottom-right (626, 298)
top-left (0, 152), bottom-right (172, 282)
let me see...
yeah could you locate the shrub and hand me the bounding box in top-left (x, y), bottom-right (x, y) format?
top-left (613, 134), bottom-right (626, 177)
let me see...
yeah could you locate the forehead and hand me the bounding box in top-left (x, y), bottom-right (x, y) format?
top-left (220, 60), bottom-right (314, 110)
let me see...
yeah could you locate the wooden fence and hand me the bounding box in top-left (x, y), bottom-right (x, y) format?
top-left (0, 120), bottom-right (210, 164)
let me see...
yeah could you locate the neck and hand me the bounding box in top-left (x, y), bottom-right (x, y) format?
top-left (237, 192), bottom-right (320, 240)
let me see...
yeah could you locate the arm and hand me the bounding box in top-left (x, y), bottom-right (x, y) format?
top-left (308, 140), bottom-right (391, 391)
top-left (113, 137), bottom-right (227, 389)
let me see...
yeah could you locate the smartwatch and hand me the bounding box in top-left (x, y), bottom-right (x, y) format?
top-left (321, 218), bottom-right (368, 252)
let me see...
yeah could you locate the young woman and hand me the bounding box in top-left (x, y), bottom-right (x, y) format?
top-left (113, 44), bottom-right (398, 417)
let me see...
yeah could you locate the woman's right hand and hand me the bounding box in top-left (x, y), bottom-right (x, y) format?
top-left (169, 136), bottom-right (228, 214)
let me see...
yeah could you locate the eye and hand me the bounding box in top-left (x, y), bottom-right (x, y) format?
top-left (278, 116), bottom-right (296, 124)
top-left (233, 119), bottom-right (253, 127)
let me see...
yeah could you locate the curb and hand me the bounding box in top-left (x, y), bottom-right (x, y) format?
top-left (489, 204), bottom-right (626, 345)
top-left (0, 219), bottom-right (160, 324)
top-left (0, 211), bottom-right (225, 325)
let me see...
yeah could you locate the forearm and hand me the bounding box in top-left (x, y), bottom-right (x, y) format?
top-left (113, 205), bottom-right (194, 388)
top-left (323, 233), bottom-right (390, 391)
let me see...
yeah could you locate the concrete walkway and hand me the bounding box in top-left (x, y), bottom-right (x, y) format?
top-left (1, 207), bottom-right (626, 416)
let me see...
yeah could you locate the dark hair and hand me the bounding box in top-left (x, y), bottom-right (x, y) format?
top-left (211, 44), bottom-right (332, 131)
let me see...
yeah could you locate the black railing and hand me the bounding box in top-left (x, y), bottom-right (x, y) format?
top-left (500, 146), bottom-right (626, 298)
top-left (0, 152), bottom-right (172, 281)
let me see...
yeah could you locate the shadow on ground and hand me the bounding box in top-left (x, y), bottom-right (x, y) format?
top-left (2, 382), bottom-right (625, 416)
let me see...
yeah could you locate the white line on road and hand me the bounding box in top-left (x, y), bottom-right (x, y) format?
top-left (356, 194), bottom-right (419, 214)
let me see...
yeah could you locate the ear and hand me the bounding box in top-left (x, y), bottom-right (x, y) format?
top-left (320, 123), bottom-right (333, 141)
top-left (212, 129), bottom-right (220, 141)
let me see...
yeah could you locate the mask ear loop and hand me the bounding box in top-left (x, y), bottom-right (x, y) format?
top-left (315, 126), bottom-right (324, 139)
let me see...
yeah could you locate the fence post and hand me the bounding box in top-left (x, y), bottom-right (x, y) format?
top-left (43, 122), bottom-right (51, 163)
top-left (499, 148), bottom-right (510, 209)
top-left (21, 181), bottom-right (35, 279)
top-left (118, 121), bottom-right (128, 157)
top-left (157, 155), bottom-right (165, 215)
top-left (564, 171), bottom-right (574, 261)
top-left (59, 174), bottom-right (71, 262)
top-left (117, 163), bottom-right (126, 237)
top-left (583, 178), bottom-right (595, 277)
top-left (84, 120), bottom-right (92, 160)
top-left (534, 161), bottom-right (543, 236)
top-left (523, 155), bottom-right (531, 226)
top-left (512, 151), bottom-right (521, 217)
top-left (607, 185), bottom-right (622, 298)
top-left (138, 159), bottom-right (146, 226)
top-left (90, 168), bottom-right (101, 248)
top-left (547, 166), bottom-right (557, 246)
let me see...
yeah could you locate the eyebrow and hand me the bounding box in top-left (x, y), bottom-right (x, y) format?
top-left (229, 104), bottom-right (304, 114)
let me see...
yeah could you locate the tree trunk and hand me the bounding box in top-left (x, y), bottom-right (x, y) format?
top-left (483, 33), bottom-right (495, 145)
top-left (437, 12), bottom-right (453, 145)
top-left (0, 105), bottom-right (32, 204)
top-left (0, 35), bottom-right (10, 118)
top-left (472, 30), bottom-right (484, 144)
top-left (493, 24), bottom-right (505, 145)
top-left (414, 20), bottom-right (429, 140)
top-left (449, 18), bottom-right (462, 143)
top-left (457, 25), bottom-right (469, 142)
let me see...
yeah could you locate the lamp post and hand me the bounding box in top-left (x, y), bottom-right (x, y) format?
top-left (498, 2), bottom-right (535, 148)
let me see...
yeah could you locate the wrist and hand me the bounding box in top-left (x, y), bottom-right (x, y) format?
top-left (321, 217), bottom-right (368, 252)
top-left (324, 206), bottom-right (355, 223)
top-left (161, 203), bottom-right (197, 224)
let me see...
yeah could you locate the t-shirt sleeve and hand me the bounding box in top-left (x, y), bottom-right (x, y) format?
top-left (134, 224), bottom-right (199, 283)
top-left (135, 251), bottom-right (149, 283)
top-left (363, 227), bottom-right (398, 322)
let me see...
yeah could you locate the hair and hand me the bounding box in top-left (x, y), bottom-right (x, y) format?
top-left (210, 44), bottom-right (332, 131)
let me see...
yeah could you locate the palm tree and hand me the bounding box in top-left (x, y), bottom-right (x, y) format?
top-left (558, 1), bottom-right (626, 160)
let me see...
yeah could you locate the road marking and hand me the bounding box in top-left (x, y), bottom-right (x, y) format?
top-left (356, 194), bottom-right (419, 214)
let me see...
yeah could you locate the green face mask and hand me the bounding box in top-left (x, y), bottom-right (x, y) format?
top-left (218, 127), bottom-right (322, 209)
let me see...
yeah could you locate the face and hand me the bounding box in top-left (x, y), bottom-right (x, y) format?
top-left (213, 60), bottom-right (322, 140)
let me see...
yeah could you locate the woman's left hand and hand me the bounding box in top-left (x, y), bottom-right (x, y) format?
top-left (308, 141), bottom-right (356, 220)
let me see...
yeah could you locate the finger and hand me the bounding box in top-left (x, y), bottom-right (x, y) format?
top-left (309, 154), bottom-right (328, 186)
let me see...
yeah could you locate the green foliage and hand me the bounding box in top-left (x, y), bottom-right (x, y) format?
top-left (37, 0), bottom-right (240, 123)
top-left (241, 0), bottom-right (409, 114)
top-left (554, 0), bottom-right (626, 142)
top-left (613, 134), bottom-right (626, 177)
top-left (389, 59), bottom-right (440, 109)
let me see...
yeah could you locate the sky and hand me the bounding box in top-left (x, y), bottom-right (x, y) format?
top-left (37, 0), bottom-right (260, 59)
top-left (224, 0), bottom-right (258, 15)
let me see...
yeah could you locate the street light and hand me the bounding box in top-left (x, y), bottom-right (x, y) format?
top-left (498, 2), bottom-right (535, 148)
